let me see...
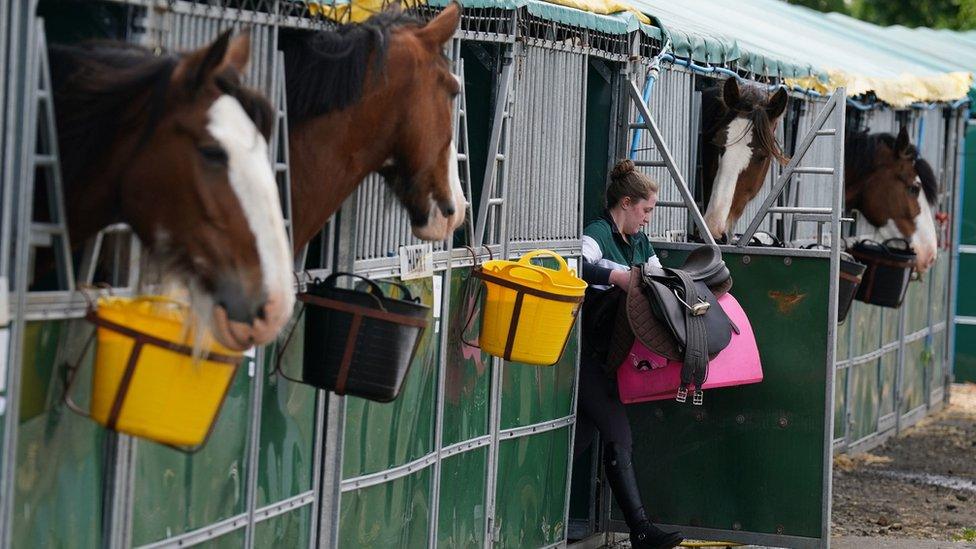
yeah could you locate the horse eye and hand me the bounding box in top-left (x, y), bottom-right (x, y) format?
top-left (198, 144), bottom-right (228, 166)
top-left (908, 185), bottom-right (921, 197)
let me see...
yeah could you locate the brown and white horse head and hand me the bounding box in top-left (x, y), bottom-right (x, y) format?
top-left (52, 32), bottom-right (293, 351)
top-left (378, 3), bottom-right (465, 241)
top-left (282, 4), bottom-right (465, 250)
top-left (700, 78), bottom-right (789, 240)
top-left (845, 126), bottom-right (938, 272)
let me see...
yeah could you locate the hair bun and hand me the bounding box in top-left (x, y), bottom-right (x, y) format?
top-left (611, 159), bottom-right (635, 179)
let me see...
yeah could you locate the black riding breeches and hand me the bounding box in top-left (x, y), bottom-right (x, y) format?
top-left (573, 355), bottom-right (633, 458)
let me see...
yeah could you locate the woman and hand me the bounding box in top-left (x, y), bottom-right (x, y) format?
top-left (576, 159), bottom-right (683, 549)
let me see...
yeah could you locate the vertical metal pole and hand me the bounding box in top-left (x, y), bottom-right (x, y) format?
top-left (427, 265), bottom-right (450, 549)
top-left (317, 195), bottom-right (357, 548)
top-left (560, 53), bottom-right (588, 545)
top-left (948, 114), bottom-right (969, 393)
top-left (820, 87), bottom-right (845, 547)
top-left (0, 4), bottom-right (37, 543)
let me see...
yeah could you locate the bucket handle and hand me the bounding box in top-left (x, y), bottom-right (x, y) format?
top-left (518, 249), bottom-right (571, 273)
top-left (273, 303), bottom-right (309, 385)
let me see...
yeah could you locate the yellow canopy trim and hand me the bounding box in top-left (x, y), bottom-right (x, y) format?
top-left (786, 70), bottom-right (973, 108)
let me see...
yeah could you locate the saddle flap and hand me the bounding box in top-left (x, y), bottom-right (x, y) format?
top-left (642, 271), bottom-right (732, 358)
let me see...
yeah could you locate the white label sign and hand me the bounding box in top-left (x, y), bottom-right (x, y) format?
top-left (399, 243), bottom-right (434, 281)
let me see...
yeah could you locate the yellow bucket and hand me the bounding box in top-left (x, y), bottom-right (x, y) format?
top-left (90, 296), bottom-right (242, 448)
top-left (474, 250), bottom-right (586, 365)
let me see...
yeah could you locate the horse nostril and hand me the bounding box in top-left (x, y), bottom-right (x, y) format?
top-left (255, 301), bottom-right (267, 322)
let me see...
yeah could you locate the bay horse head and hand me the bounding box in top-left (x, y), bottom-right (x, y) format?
top-left (282, 4), bottom-right (465, 251)
top-left (51, 32), bottom-right (294, 351)
top-left (845, 126), bottom-right (938, 272)
top-left (700, 78), bottom-right (789, 240)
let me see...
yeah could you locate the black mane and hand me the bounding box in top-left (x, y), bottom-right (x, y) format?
top-left (49, 39), bottom-right (274, 188)
top-left (279, 9), bottom-right (421, 123)
top-left (700, 81), bottom-right (787, 164)
top-left (50, 41), bottom-right (178, 187)
top-left (845, 131), bottom-right (926, 192)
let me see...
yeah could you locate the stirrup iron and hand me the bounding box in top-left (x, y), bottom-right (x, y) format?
top-left (676, 386), bottom-right (688, 403)
top-left (692, 389), bottom-right (704, 406)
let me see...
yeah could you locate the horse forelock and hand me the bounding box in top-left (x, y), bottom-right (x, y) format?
top-left (280, 9), bottom-right (421, 123)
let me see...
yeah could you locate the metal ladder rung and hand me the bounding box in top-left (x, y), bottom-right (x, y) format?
top-left (634, 159), bottom-right (666, 168)
top-left (35, 154), bottom-right (57, 166)
top-left (816, 129), bottom-right (836, 136)
top-left (628, 122), bottom-right (650, 130)
top-left (494, 153), bottom-right (505, 161)
top-left (487, 198), bottom-right (503, 207)
top-left (768, 206), bottom-right (833, 215)
top-left (457, 153), bottom-right (468, 161)
top-left (793, 167), bottom-right (834, 175)
top-left (655, 201), bottom-right (690, 208)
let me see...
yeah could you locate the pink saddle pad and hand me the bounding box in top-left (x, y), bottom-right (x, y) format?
top-left (616, 292), bottom-right (762, 404)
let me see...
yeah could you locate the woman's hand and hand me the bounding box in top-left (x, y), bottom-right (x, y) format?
top-left (608, 269), bottom-right (631, 290)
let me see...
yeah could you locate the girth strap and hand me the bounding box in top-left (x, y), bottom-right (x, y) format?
top-left (671, 269), bottom-right (709, 392)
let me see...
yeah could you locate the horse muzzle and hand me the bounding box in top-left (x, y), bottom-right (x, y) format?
top-left (211, 290), bottom-right (293, 351)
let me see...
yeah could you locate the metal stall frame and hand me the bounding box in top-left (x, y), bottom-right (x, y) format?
top-left (575, 66), bottom-right (847, 547)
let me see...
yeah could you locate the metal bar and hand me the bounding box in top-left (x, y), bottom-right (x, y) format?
top-left (792, 166), bottom-right (834, 175)
top-left (474, 48), bottom-right (514, 247)
top-left (242, 351), bottom-right (265, 547)
top-left (253, 490), bottom-right (316, 523)
top-left (0, 8), bottom-right (36, 543)
top-left (484, 355), bottom-right (504, 548)
top-left (497, 414), bottom-right (575, 439)
top-left (738, 91), bottom-right (839, 247)
top-left (428, 268), bottom-right (452, 549)
top-left (341, 450), bottom-right (440, 492)
top-left (821, 86), bottom-right (845, 547)
top-left (136, 513), bottom-right (249, 549)
top-left (767, 206), bottom-right (833, 215)
top-left (626, 79), bottom-right (714, 245)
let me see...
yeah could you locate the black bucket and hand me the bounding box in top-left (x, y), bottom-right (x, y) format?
top-left (850, 239), bottom-right (916, 308)
top-left (297, 273), bottom-right (429, 402)
top-left (838, 252), bottom-right (866, 322)
top-left (803, 244), bottom-right (866, 322)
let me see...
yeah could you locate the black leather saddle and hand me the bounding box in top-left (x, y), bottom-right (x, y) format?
top-left (614, 245), bottom-right (735, 405)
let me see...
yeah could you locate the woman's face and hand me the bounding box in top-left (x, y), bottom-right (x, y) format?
top-left (619, 194), bottom-right (657, 235)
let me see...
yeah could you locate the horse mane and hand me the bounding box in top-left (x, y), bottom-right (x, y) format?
top-left (845, 131), bottom-right (920, 185)
top-left (50, 40), bottom-right (274, 187)
top-left (279, 9), bottom-right (421, 123)
top-left (50, 41), bottom-right (178, 187)
top-left (700, 81), bottom-right (788, 164)
top-left (914, 156), bottom-right (938, 204)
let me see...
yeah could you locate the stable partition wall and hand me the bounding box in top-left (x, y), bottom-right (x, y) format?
top-left (330, 39), bottom-right (593, 548)
top-left (831, 105), bottom-right (963, 455)
top-left (3, 2), bottom-right (326, 547)
top-left (955, 121), bottom-right (976, 383)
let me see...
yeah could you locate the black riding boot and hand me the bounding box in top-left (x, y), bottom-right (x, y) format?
top-left (604, 443), bottom-right (683, 549)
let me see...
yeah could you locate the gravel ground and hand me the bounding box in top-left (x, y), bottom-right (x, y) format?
top-left (831, 383), bottom-right (976, 544)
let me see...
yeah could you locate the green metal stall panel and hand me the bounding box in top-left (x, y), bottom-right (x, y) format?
top-left (338, 467), bottom-right (433, 548)
top-left (500, 332), bottom-right (577, 429)
top-left (252, 507), bottom-right (312, 547)
top-left (130, 364), bottom-right (252, 546)
top-left (257, 324), bottom-right (317, 507)
top-left (849, 360), bottom-right (880, 442)
top-left (954, 122), bottom-right (976, 382)
top-left (437, 448), bottom-right (488, 548)
top-left (13, 320), bottom-right (104, 549)
top-left (341, 278), bottom-right (439, 479)
top-left (620, 250), bottom-right (833, 544)
top-left (443, 268), bottom-right (491, 447)
top-left (493, 427), bottom-right (571, 548)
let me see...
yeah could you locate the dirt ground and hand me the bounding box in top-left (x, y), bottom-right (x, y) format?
top-left (831, 383), bottom-right (976, 544)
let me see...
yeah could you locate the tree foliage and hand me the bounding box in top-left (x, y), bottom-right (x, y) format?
top-left (785, 0), bottom-right (976, 31)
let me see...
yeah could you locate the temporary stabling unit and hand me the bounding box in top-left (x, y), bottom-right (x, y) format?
top-left (0, 1), bottom-right (970, 549)
top-left (831, 102), bottom-right (965, 455)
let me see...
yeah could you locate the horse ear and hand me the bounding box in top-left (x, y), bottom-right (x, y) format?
top-left (218, 31), bottom-right (251, 76)
top-left (895, 125), bottom-right (912, 158)
top-left (766, 87), bottom-right (788, 119)
top-left (176, 29), bottom-right (250, 93)
top-left (415, 2), bottom-right (461, 50)
top-left (723, 77), bottom-right (740, 108)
